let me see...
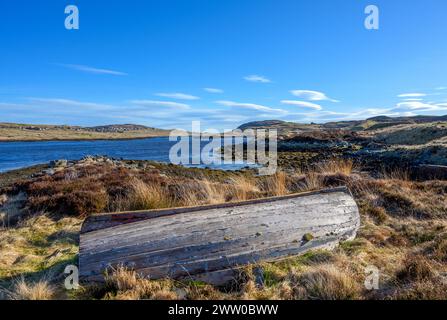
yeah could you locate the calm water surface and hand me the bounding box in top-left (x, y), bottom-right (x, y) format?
top-left (0, 137), bottom-right (256, 173)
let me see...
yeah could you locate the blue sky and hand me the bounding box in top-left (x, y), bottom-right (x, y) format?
top-left (1, 0), bottom-right (447, 130)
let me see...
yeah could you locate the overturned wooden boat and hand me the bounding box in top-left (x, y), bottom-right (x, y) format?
top-left (79, 186), bottom-right (360, 284)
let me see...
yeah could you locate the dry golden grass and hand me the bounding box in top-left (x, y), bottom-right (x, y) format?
top-left (300, 172), bottom-right (323, 192)
top-left (121, 174), bottom-right (264, 211)
top-left (105, 266), bottom-right (141, 292)
top-left (429, 233), bottom-right (447, 262)
top-left (241, 280), bottom-right (277, 300)
top-left (0, 214), bottom-right (81, 300)
top-left (227, 176), bottom-right (260, 201)
top-left (2, 157), bottom-right (447, 300)
top-left (365, 179), bottom-right (447, 219)
top-left (380, 168), bottom-right (411, 181)
top-left (8, 278), bottom-right (55, 300)
top-left (197, 179), bottom-right (229, 204)
top-left (390, 280), bottom-right (447, 300)
top-left (396, 254), bottom-right (436, 283)
top-left (260, 171), bottom-right (289, 196)
top-left (317, 159), bottom-right (354, 176)
top-left (103, 266), bottom-right (178, 300)
top-left (126, 178), bottom-right (172, 211)
top-left (287, 265), bottom-right (362, 300)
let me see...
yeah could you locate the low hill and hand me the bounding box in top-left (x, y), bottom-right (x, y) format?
top-left (88, 124), bottom-right (164, 133)
top-left (237, 120), bottom-right (321, 136)
top-left (237, 115), bottom-right (447, 146)
top-left (323, 115), bottom-right (447, 131)
top-left (238, 115), bottom-right (447, 134)
top-left (0, 123), bottom-right (171, 142)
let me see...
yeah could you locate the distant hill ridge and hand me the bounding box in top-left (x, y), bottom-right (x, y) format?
top-left (0, 123), bottom-right (171, 142)
top-left (88, 124), bottom-right (163, 133)
top-left (237, 115), bottom-right (447, 132)
top-left (0, 123), bottom-right (167, 132)
top-left (237, 120), bottom-right (321, 136)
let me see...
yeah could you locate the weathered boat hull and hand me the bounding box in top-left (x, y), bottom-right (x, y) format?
top-left (79, 187), bottom-right (360, 284)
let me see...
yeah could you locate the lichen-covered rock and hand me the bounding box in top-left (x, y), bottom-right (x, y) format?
top-left (50, 159), bottom-right (68, 168)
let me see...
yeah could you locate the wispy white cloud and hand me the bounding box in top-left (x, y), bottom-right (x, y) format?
top-left (435, 87), bottom-right (447, 90)
top-left (397, 93), bottom-right (427, 98)
top-left (57, 64), bottom-right (128, 76)
top-left (244, 75), bottom-right (271, 83)
top-left (394, 101), bottom-right (447, 112)
top-left (280, 100), bottom-right (322, 110)
top-left (0, 102), bottom-right (35, 110)
top-left (288, 108), bottom-right (396, 123)
top-left (155, 93), bottom-right (200, 100)
top-left (28, 98), bottom-right (116, 110)
top-left (130, 100), bottom-right (191, 110)
top-left (290, 90), bottom-right (338, 102)
top-left (203, 88), bottom-right (224, 94)
top-left (347, 102), bottom-right (447, 120)
top-left (296, 100), bottom-right (447, 123)
top-left (402, 98), bottom-right (423, 101)
top-left (215, 100), bottom-right (285, 113)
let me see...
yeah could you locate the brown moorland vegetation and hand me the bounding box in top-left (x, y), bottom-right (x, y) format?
top-left (1, 158), bottom-right (446, 300)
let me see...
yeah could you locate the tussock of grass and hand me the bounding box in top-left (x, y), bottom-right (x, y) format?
top-left (396, 254), bottom-right (436, 283)
top-left (380, 168), bottom-right (411, 181)
top-left (227, 176), bottom-right (260, 201)
top-left (184, 282), bottom-right (224, 300)
top-left (317, 159), bottom-right (354, 176)
top-left (390, 280), bottom-right (447, 300)
top-left (126, 178), bottom-right (172, 211)
top-left (8, 278), bottom-right (55, 300)
top-left (301, 172), bottom-right (323, 192)
top-left (102, 266), bottom-right (179, 300)
top-left (360, 201), bottom-right (388, 224)
top-left (427, 232), bottom-right (447, 262)
top-left (287, 265), bottom-right (362, 300)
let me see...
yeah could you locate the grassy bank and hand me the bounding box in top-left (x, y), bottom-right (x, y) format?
top-left (0, 124), bottom-right (170, 142)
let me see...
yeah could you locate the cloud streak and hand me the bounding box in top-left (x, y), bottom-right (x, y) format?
top-left (280, 100), bottom-right (322, 110)
top-left (155, 93), bottom-right (200, 100)
top-left (215, 100), bottom-right (285, 113)
top-left (130, 100), bottom-right (191, 110)
top-left (244, 75), bottom-right (271, 83)
top-left (397, 93), bottom-right (427, 98)
top-left (294, 101), bottom-right (447, 123)
top-left (204, 88), bottom-right (224, 93)
top-left (27, 98), bottom-right (116, 110)
top-left (290, 90), bottom-right (338, 102)
top-left (57, 64), bottom-right (128, 76)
